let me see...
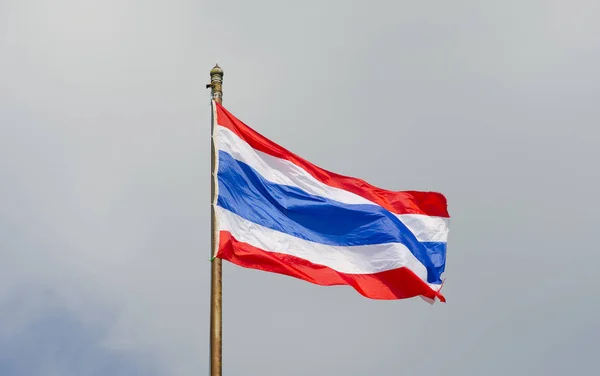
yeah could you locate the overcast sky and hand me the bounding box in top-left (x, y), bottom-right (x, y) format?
top-left (1, 0), bottom-right (599, 375)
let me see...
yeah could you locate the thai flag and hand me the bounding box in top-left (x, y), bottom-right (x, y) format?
top-left (212, 101), bottom-right (450, 302)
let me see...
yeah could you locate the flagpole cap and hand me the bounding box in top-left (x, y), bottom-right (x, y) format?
top-left (210, 64), bottom-right (223, 77)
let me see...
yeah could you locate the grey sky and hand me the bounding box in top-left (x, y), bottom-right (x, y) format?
top-left (1, 0), bottom-right (599, 375)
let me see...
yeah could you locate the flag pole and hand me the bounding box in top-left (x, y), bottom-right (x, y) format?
top-left (207, 63), bottom-right (223, 376)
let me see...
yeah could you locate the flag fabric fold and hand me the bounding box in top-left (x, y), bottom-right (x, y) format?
top-left (212, 101), bottom-right (450, 302)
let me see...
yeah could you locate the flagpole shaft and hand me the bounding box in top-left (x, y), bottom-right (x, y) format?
top-left (208, 64), bottom-right (223, 376)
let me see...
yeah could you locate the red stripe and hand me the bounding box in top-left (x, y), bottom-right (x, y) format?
top-left (217, 231), bottom-right (446, 302)
top-left (215, 102), bottom-right (449, 218)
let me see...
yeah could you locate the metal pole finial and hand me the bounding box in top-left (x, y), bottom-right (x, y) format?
top-left (207, 64), bottom-right (224, 102)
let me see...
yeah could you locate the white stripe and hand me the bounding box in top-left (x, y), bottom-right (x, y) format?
top-left (216, 206), bottom-right (431, 281)
top-left (400, 214), bottom-right (449, 244)
top-left (216, 125), bottom-right (449, 243)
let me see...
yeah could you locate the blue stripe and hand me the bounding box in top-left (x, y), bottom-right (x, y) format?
top-left (216, 150), bottom-right (445, 284)
top-left (421, 242), bottom-right (446, 282)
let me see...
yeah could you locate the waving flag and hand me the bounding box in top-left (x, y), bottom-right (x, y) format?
top-left (212, 101), bottom-right (450, 302)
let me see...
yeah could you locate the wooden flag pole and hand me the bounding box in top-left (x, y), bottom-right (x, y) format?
top-left (207, 63), bottom-right (223, 376)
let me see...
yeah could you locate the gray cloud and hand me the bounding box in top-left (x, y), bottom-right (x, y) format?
top-left (1, 0), bottom-right (599, 375)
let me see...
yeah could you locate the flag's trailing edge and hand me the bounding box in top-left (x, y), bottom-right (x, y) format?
top-left (212, 100), bottom-right (450, 302)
